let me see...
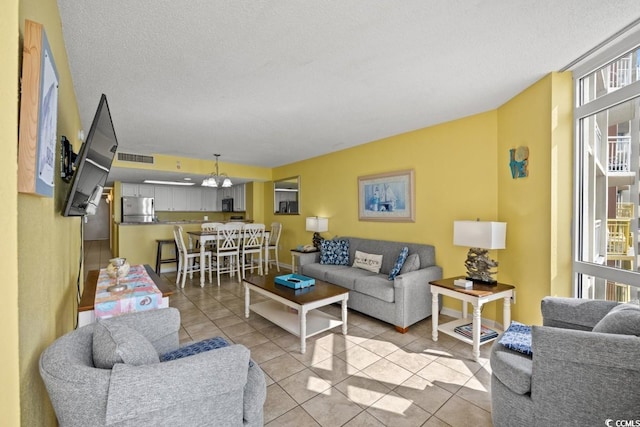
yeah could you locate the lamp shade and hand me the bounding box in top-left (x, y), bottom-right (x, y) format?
top-left (453, 221), bottom-right (506, 249)
top-left (306, 217), bottom-right (328, 233)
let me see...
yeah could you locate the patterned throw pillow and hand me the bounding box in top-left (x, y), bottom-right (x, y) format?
top-left (498, 321), bottom-right (533, 356)
top-left (353, 250), bottom-right (384, 273)
top-left (320, 239), bottom-right (350, 265)
top-left (161, 337), bottom-right (229, 361)
top-left (388, 247), bottom-right (409, 280)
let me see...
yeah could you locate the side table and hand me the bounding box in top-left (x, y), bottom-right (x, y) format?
top-left (290, 249), bottom-right (319, 273)
top-left (429, 276), bottom-right (515, 362)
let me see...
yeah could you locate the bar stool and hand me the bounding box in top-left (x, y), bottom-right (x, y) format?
top-left (155, 239), bottom-right (178, 274)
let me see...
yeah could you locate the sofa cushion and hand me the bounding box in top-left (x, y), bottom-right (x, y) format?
top-left (388, 247), bottom-right (409, 280)
top-left (159, 336), bottom-right (256, 366)
top-left (301, 263), bottom-right (349, 282)
top-left (320, 239), bottom-right (350, 265)
top-left (352, 250), bottom-right (384, 273)
top-left (326, 267), bottom-right (375, 291)
top-left (93, 319), bottom-right (160, 369)
top-left (592, 302), bottom-right (640, 336)
top-left (399, 253), bottom-right (420, 275)
top-left (498, 321), bottom-right (533, 356)
top-left (354, 275), bottom-right (395, 303)
top-left (490, 337), bottom-right (533, 395)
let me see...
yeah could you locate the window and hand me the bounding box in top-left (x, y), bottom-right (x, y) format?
top-left (574, 34), bottom-right (640, 301)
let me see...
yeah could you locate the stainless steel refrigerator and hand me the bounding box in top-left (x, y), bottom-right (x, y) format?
top-left (121, 197), bottom-right (155, 223)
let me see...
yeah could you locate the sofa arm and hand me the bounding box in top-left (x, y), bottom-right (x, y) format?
top-left (540, 297), bottom-right (617, 330)
top-left (393, 266), bottom-right (443, 327)
top-left (531, 325), bottom-right (640, 425)
top-left (106, 344), bottom-right (251, 425)
top-left (104, 307), bottom-right (181, 354)
top-left (297, 251), bottom-right (320, 267)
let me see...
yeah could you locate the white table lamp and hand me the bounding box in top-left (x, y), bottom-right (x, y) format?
top-left (453, 220), bottom-right (506, 284)
top-left (306, 217), bottom-right (328, 249)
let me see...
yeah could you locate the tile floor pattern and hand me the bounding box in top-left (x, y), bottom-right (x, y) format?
top-left (85, 240), bottom-right (494, 427)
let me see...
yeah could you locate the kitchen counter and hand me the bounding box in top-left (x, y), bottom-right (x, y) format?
top-left (118, 219), bottom-right (252, 226)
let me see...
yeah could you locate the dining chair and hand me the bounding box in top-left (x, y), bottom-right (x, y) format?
top-left (201, 222), bottom-right (223, 251)
top-left (265, 222), bottom-right (282, 274)
top-left (213, 223), bottom-right (243, 286)
top-left (173, 225), bottom-right (213, 288)
top-left (241, 224), bottom-right (266, 278)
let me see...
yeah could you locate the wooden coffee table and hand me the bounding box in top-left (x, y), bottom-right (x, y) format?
top-left (243, 272), bottom-right (349, 353)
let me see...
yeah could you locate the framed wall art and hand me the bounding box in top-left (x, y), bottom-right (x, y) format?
top-left (358, 169), bottom-right (415, 222)
top-left (18, 20), bottom-right (59, 197)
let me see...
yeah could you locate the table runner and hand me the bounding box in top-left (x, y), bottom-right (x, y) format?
top-left (94, 264), bottom-right (163, 319)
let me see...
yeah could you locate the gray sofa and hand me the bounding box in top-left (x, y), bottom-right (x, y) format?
top-left (39, 308), bottom-right (266, 426)
top-left (490, 297), bottom-right (640, 427)
top-left (299, 236), bottom-right (442, 332)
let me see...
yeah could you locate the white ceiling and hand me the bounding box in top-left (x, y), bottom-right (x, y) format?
top-left (57, 1), bottom-right (640, 184)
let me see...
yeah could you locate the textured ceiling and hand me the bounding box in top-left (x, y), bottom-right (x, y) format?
top-left (57, 1), bottom-right (640, 183)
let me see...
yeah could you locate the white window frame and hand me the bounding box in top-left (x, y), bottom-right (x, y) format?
top-left (572, 29), bottom-right (640, 297)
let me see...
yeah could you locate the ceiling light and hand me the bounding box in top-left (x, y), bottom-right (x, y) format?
top-left (144, 180), bottom-right (195, 186)
top-left (202, 154), bottom-right (233, 188)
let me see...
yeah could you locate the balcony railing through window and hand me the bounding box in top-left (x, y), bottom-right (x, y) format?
top-left (608, 135), bottom-right (632, 173)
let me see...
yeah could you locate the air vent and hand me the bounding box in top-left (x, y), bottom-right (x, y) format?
top-left (117, 152), bottom-right (154, 164)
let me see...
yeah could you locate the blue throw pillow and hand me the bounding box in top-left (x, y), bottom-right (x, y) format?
top-left (320, 239), bottom-right (350, 265)
top-left (388, 247), bottom-right (409, 280)
top-left (498, 321), bottom-right (532, 356)
top-left (161, 336), bottom-right (230, 361)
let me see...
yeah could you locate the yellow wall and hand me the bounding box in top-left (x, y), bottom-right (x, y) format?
top-left (4, 2), bottom-right (575, 423)
top-left (17, 0), bottom-right (84, 425)
top-left (497, 72), bottom-right (573, 324)
top-left (1, 0), bottom-right (21, 424)
top-left (265, 111), bottom-right (501, 299)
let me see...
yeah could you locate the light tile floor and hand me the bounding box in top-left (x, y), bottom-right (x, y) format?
top-left (85, 240), bottom-right (494, 427)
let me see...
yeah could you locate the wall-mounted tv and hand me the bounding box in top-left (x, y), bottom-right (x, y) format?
top-left (62, 94), bottom-right (118, 216)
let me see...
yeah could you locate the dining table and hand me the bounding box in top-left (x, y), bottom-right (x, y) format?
top-left (186, 229), bottom-right (270, 287)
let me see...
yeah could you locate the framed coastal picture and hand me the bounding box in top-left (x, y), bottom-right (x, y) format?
top-left (358, 169), bottom-right (415, 222)
top-left (18, 20), bottom-right (59, 197)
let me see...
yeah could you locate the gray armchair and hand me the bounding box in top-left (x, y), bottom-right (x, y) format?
top-left (39, 308), bottom-right (266, 426)
top-left (490, 297), bottom-right (640, 427)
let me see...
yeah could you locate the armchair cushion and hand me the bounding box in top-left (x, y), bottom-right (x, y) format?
top-left (93, 319), bottom-right (160, 369)
top-left (592, 302), bottom-right (640, 336)
top-left (490, 338), bottom-right (533, 395)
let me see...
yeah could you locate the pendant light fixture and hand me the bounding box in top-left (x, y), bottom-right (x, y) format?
top-left (202, 154), bottom-right (232, 188)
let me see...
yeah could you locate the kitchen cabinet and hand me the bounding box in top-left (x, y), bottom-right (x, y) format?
top-left (123, 182), bottom-right (222, 212)
top-left (232, 184), bottom-right (245, 211)
top-left (153, 186), bottom-right (173, 211)
top-left (202, 188), bottom-right (218, 211)
top-left (122, 183), bottom-right (155, 198)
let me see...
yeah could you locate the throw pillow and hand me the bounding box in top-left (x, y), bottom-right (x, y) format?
top-left (592, 303), bottom-right (640, 336)
top-left (388, 247), bottom-right (409, 280)
top-left (352, 250), bottom-right (384, 273)
top-left (161, 336), bottom-right (229, 361)
top-left (399, 253), bottom-right (420, 274)
top-left (93, 319), bottom-right (160, 369)
top-left (320, 239), bottom-right (350, 265)
top-left (498, 321), bottom-right (533, 356)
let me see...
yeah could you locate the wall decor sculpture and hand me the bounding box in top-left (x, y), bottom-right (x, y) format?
top-left (509, 146), bottom-right (529, 179)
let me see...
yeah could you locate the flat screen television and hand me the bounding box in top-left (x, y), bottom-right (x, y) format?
top-left (62, 94), bottom-right (118, 216)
